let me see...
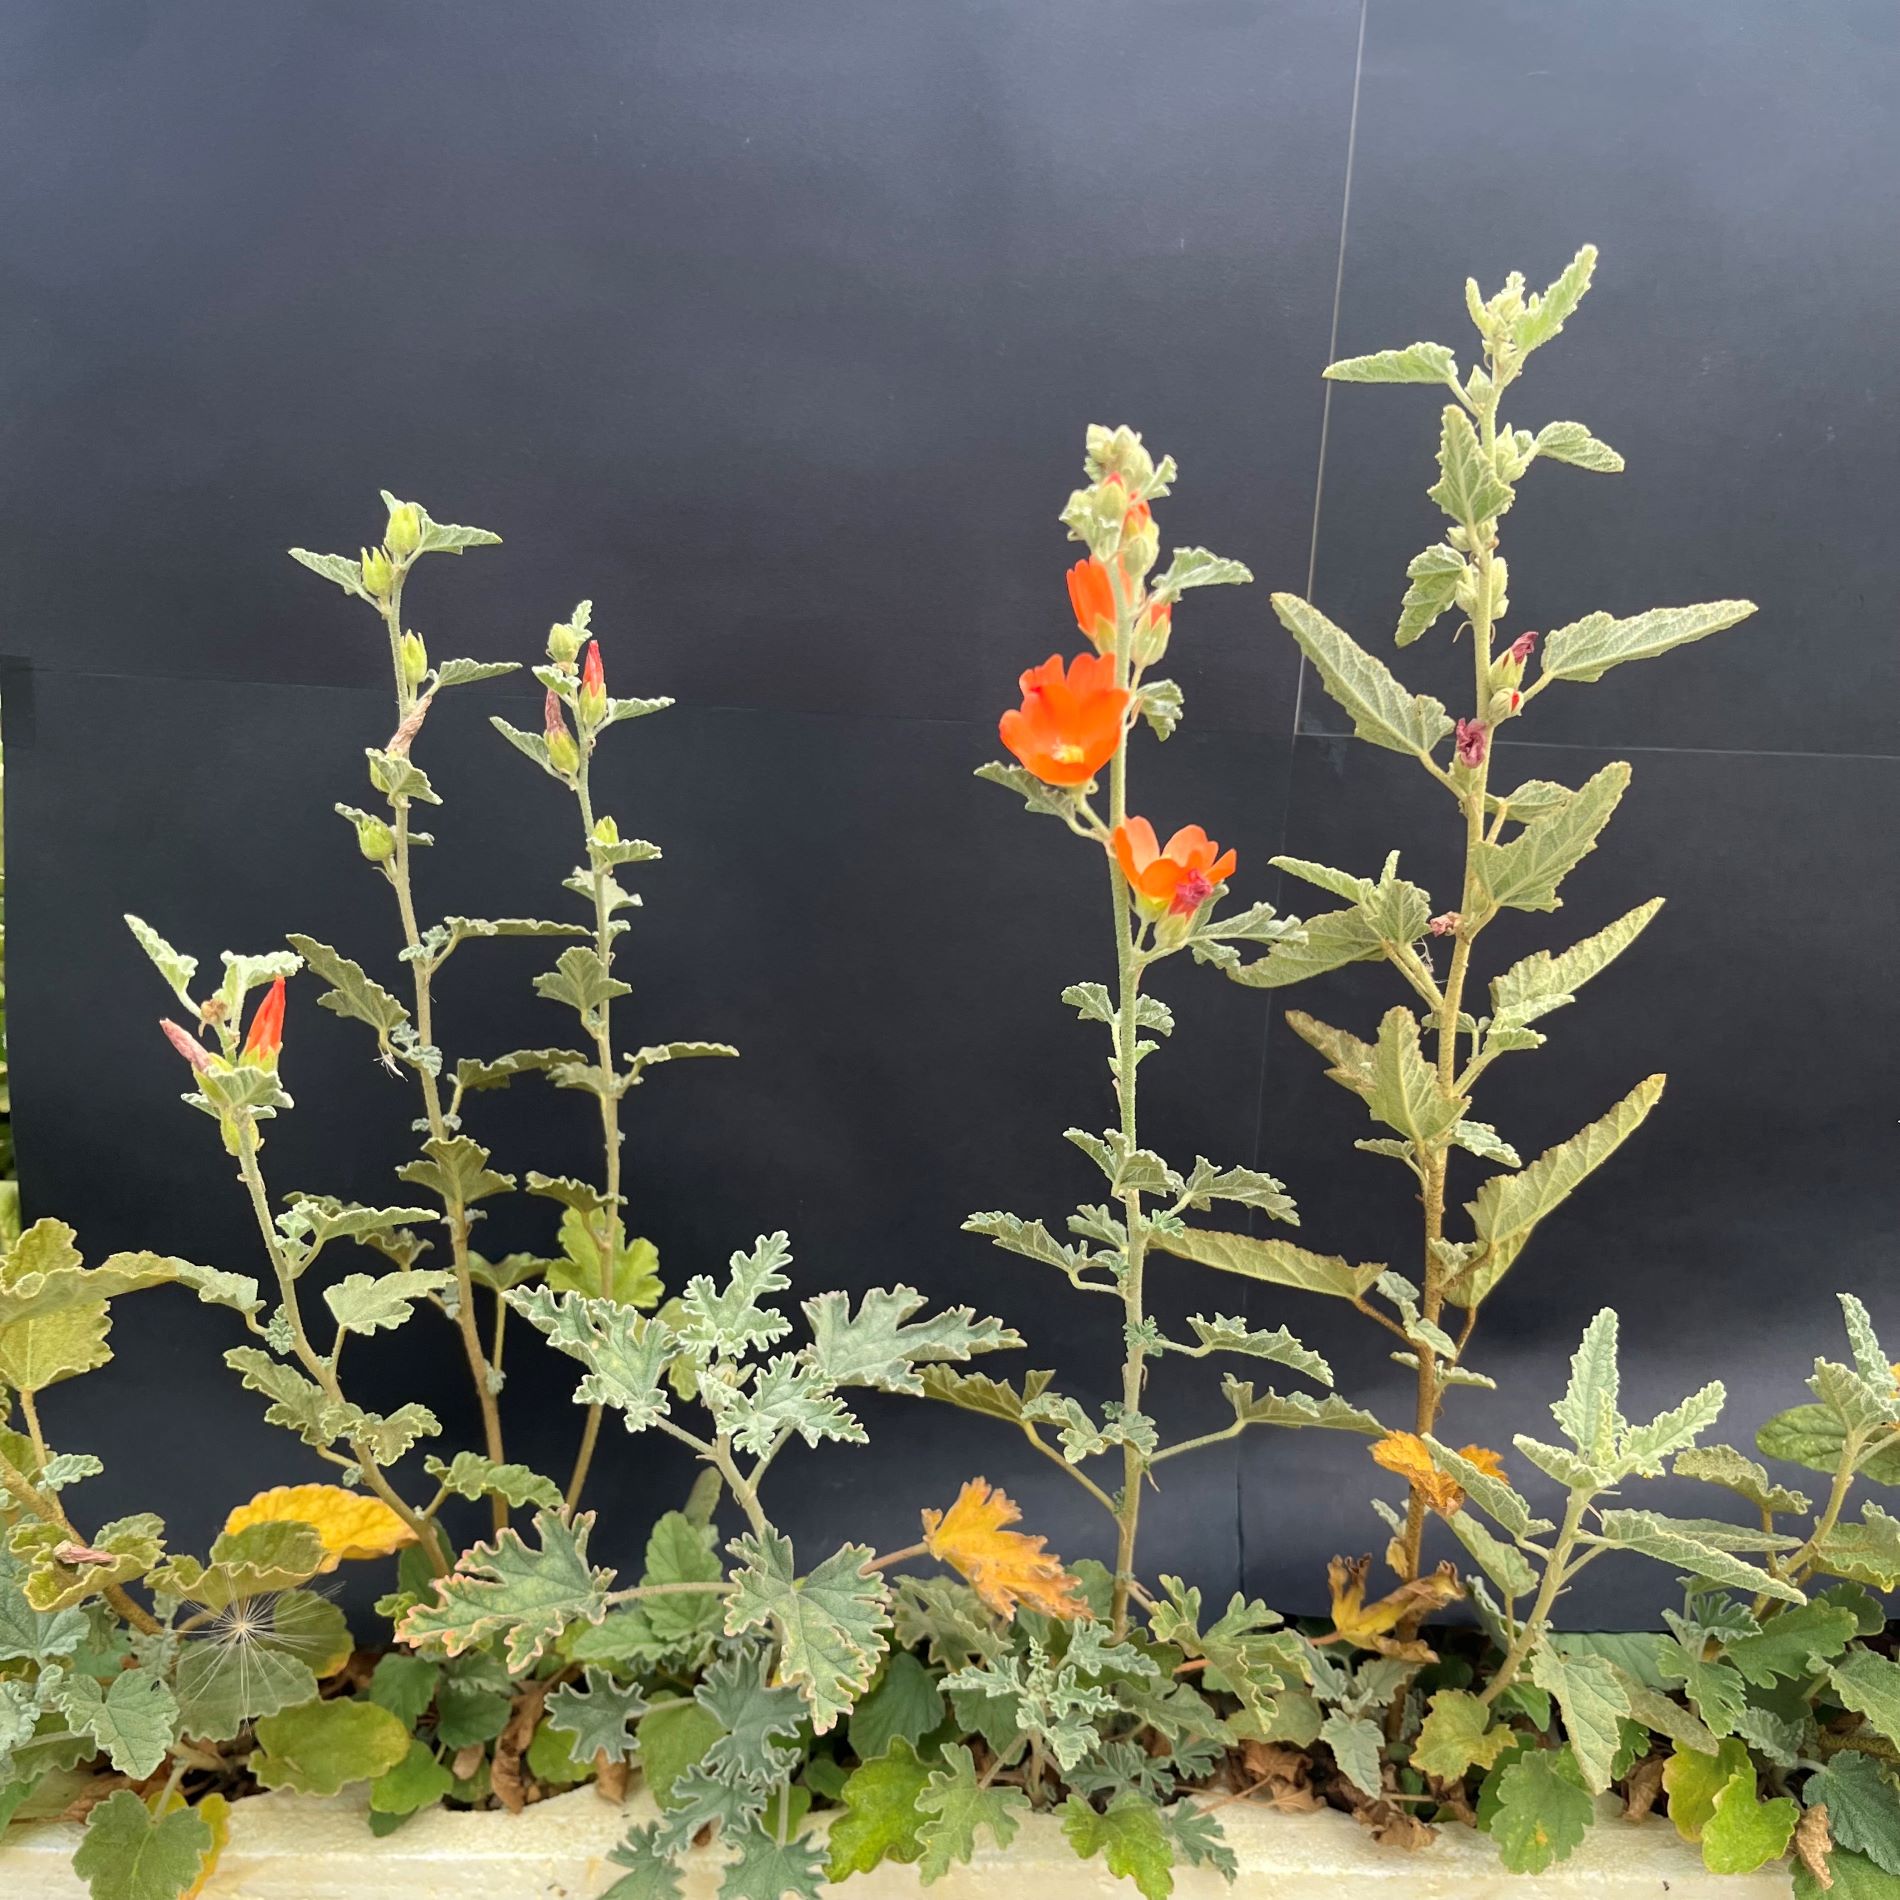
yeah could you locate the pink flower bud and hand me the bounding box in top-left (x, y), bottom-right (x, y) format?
top-left (1455, 718), bottom-right (1488, 768)
top-left (1428, 912), bottom-right (1461, 938)
top-left (1508, 631), bottom-right (1538, 665)
top-left (161, 1019), bottom-right (216, 1075)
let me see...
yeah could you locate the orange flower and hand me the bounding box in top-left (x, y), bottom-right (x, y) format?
top-left (1067, 558), bottom-right (1117, 648)
top-left (998, 653), bottom-right (1129, 787)
top-left (1111, 818), bottom-right (1236, 917)
top-left (240, 977), bottom-right (286, 1067)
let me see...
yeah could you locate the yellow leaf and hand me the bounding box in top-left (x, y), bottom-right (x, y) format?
top-left (223, 1484), bottom-right (414, 1570)
top-left (1369, 1432), bottom-right (1505, 1516)
top-left (1326, 1554), bottom-right (1462, 1659)
top-left (149, 1790), bottom-right (229, 1900)
top-left (920, 1478), bottom-right (1087, 1621)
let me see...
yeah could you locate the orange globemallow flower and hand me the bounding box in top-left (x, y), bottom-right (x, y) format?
top-left (1112, 818), bottom-right (1237, 917)
top-left (999, 653), bottom-right (1129, 787)
top-left (1066, 557), bottom-right (1116, 648)
top-left (240, 976), bottom-right (286, 1067)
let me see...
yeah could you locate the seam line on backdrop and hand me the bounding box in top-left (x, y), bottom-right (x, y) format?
top-left (1292, 725), bottom-right (1900, 765)
top-left (1237, 0), bottom-right (1371, 1599)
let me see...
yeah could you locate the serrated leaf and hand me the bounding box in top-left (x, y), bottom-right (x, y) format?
top-left (1061, 1792), bottom-right (1175, 1900)
top-left (1181, 1315), bottom-right (1331, 1385)
top-left (1833, 1649), bottom-right (1900, 1742)
top-left (1149, 545), bottom-right (1252, 601)
top-left (533, 945), bottom-right (631, 1021)
top-left (1272, 593), bottom-right (1454, 759)
top-left (1367, 1006), bottom-right (1463, 1147)
top-left (1324, 340), bottom-right (1458, 385)
top-left (803, 1286), bottom-right (1021, 1396)
top-left (1528, 1648), bottom-right (1629, 1793)
top-left (323, 1269), bottom-right (455, 1336)
top-left (974, 759), bottom-right (1084, 820)
top-left (505, 1287), bottom-right (676, 1429)
top-left (1225, 906), bottom-right (1383, 989)
top-left (423, 1452), bottom-right (563, 1515)
top-left (723, 1530), bottom-right (891, 1734)
top-left (1552, 1307), bottom-right (1621, 1464)
top-left (918, 1364), bottom-right (1057, 1426)
top-left (1444, 1508), bottom-right (1538, 1600)
top-left (1473, 761), bottom-right (1630, 914)
top-left (1429, 403), bottom-right (1514, 524)
top-left (1148, 1226), bottom-right (1381, 1301)
top-left (288, 546), bottom-right (373, 601)
top-left (1808, 1752), bottom-right (1900, 1876)
top-left (1396, 543), bottom-right (1469, 647)
top-left (1703, 1769), bottom-right (1798, 1875)
top-left (543, 1665), bottom-right (646, 1766)
top-left (1221, 1377), bottom-right (1381, 1435)
top-left (285, 935), bottom-right (408, 1038)
top-left (1321, 1709), bottom-right (1383, 1798)
top-left (54, 1668), bottom-right (177, 1779)
top-left (676, 1231), bottom-right (796, 1362)
top-left (1514, 245), bottom-right (1597, 354)
top-left (71, 1790), bottom-right (214, 1900)
top-left (398, 1510), bottom-right (612, 1671)
top-left (1813, 1502), bottom-right (1900, 1590)
top-left (1414, 1688), bottom-right (1511, 1780)
top-left (430, 656), bottom-right (518, 690)
top-left (916, 1742), bottom-right (1028, 1881)
top-left (1676, 1443), bottom-right (1811, 1516)
top-left (1723, 1599), bottom-right (1859, 1686)
top-left (1490, 898), bottom-right (1664, 1032)
top-left (1541, 601), bottom-right (1757, 685)
top-left (826, 1738), bottom-right (932, 1878)
top-left (1532, 420), bottom-right (1624, 473)
top-left (1593, 1510), bottom-right (1801, 1601)
top-left (1457, 1075), bottom-right (1664, 1305)
top-left (1489, 1745), bottom-right (1593, 1873)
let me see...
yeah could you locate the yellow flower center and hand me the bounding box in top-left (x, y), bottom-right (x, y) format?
top-left (1051, 742), bottom-right (1085, 764)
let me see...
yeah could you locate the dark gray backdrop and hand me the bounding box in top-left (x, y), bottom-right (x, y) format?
top-left (2, 0), bottom-right (1895, 1625)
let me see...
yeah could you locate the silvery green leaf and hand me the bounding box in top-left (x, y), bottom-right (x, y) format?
top-left (1444, 1506), bottom-right (1537, 1599)
top-left (441, 917), bottom-right (589, 952)
top-left (1527, 1647), bottom-right (1628, 1793)
top-left (918, 1364), bottom-right (1058, 1428)
top-left (1220, 1377), bottom-right (1380, 1436)
top-left (1540, 601), bottom-right (1757, 685)
top-left (1397, 543), bottom-right (1468, 647)
top-left (1811, 1501), bottom-right (1900, 1591)
top-left (1618, 1382), bottom-right (1727, 1478)
top-left (677, 1231), bottom-right (796, 1362)
top-left (1812, 1358), bottom-right (1900, 1435)
top-left (600, 694), bottom-right (674, 727)
top-left (53, 1668), bottom-right (178, 1779)
top-left (399, 1510), bottom-right (611, 1673)
top-left (379, 493), bottom-right (501, 556)
top-left (1176, 1161), bottom-right (1298, 1222)
top-left (324, 1269), bottom-right (457, 1335)
top-left (1021, 1392), bottom-right (1157, 1462)
top-left (366, 747), bottom-right (439, 806)
top-left (1226, 907), bottom-right (1381, 989)
top-left (1149, 1225), bottom-right (1381, 1301)
top-left (396, 1135), bottom-right (514, 1207)
top-left (423, 1452), bottom-right (563, 1514)
top-left (490, 716), bottom-right (556, 774)
top-left (1182, 1315), bottom-right (1332, 1385)
top-left (1062, 983), bottom-right (1175, 1037)
top-left (124, 914), bottom-right (198, 1010)
top-left (431, 658), bottom-right (517, 689)
top-left (525, 1172), bottom-right (614, 1217)
top-left (974, 760), bottom-right (1085, 819)
top-left (1320, 1710), bottom-right (1383, 1797)
top-left (289, 546), bottom-right (375, 600)
top-left (1270, 593), bottom-right (1454, 759)
top-left (1552, 1308), bottom-right (1622, 1464)
top-left (1065, 1127), bottom-right (1174, 1196)
top-left (1272, 857), bottom-right (1372, 905)
top-left (286, 935), bottom-right (409, 1038)
top-left (544, 1666), bottom-right (647, 1767)
top-left (38, 1453), bottom-right (103, 1491)
top-left (193, 1063), bottom-right (292, 1118)
top-left (626, 1041), bottom-right (739, 1084)
top-left (1367, 1007), bottom-right (1463, 1147)
top-left (1512, 245), bottom-right (1596, 353)
top-left (1473, 762), bottom-right (1631, 914)
top-left (1196, 900), bottom-right (1295, 946)
top-left (506, 1287), bottom-right (677, 1428)
top-left (1512, 1434), bottom-right (1602, 1491)
top-left (454, 1047), bottom-right (587, 1095)
top-left (803, 1286), bottom-right (1021, 1395)
top-left (1150, 546), bottom-right (1253, 600)
top-left (1395, 1354), bottom-right (1496, 1390)
top-left (711, 1353), bottom-right (863, 1455)
top-left (1138, 677), bottom-right (1183, 740)
top-left (1323, 340), bottom-right (1458, 385)
top-left (1428, 404), bottom-right (1514, 524)
top-left (1672, 1445), bottom-right (1811, 1517)
top-left (534, 946), bottom-right (631, 1021)
top-left (1457, 1075), bottom-right (1665, 1306)
top-left (1452, 1121), bottom-right (1520, 1167)
top-left (724, 1531), bottom-right (890, 1735)
top-left (1490, 898), bottom-right (1664, 1029)
top-left (1839, 1293), bottom-right (1893, 1391)
top-left (1590, 1510), bottom-right (1803, 1602)
top-left (961, 1213), bottom-right (1111, 1292)
top-left (280, 1200), bottom-right (439, 1254)
top-left (216, 950), bottom-right (302, 1023)
top-left (1531, 421), bottom-right (1624, 473)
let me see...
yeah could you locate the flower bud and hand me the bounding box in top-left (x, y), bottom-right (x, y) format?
top-left (1118, 500), bottom-right (1160, 581)
top-left (1489, 629), bottom-right (1537, 695)
top-left (384, 500), bottom-right (422, 559)
top-left (1132, 598), bottom-right (1172, 666)
top-left (548, 621), bottom-right (583, 667)
top-left (356, 816), bottom-right (396, 863)
top-left (545, 690), bottom-right (580, 776)
top-left (400, 631), bottom-right (429, 687)
top-left (360, 546), bottom-right (393, 597)
top-left (1454, 718), bottom-right (1488, 769)
top-left (160, 1018), bottom-right (216, 1075)
top-left (579, 641), bottom-right (607, 724)
top-left (241, 976), bottom-right (287, 1068)
top-left (592, 815), bottom-right (620, 847)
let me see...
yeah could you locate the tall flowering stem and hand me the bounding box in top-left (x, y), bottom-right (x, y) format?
top-left (1179, 249), bottom-right (1757, 1609)
top-left (949, 429), bottom-right (1367, 1639)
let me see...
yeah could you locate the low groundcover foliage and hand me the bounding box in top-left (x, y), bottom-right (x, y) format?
top-left (0, 248), bottom-right (1893, 1900)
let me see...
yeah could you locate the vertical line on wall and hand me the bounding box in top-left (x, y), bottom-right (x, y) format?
top-left (1237, 0), bottom-right (1369, 1600)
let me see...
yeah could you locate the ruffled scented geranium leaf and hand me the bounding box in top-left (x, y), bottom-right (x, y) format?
top-left (1061, 1792), bottom-right (1176, 1900)
top-left (543, 1666), bottom-right (647, 1766)
top-left (544, 1209), bottom-right (662, 1306)
top-left (13, 1513), bottom-right (165, 1613)
top-left (322, 1269), bottom-right (457, 1336)
top-left (723, 1531), bottom-right (890, 1734)
top-left (846, 1652), bottom-right (945, 1763)
top-left (504, 1287), bottom-right (677, 1428)
top-left (920, 1479), bottom-right (1087, 1620)
top-left (825, 1738), bottom-right (932, 1879)
top-left (398, 1509), bottom-right (613, 1671)
top-left (720, 1825), bottom-right (828, 1900)
top-left (283, 935), bottom-right (408, 1040)
top-left (1413, 1688), bottom-right (1511, 1780)
top-left (151, 1520), bottom-right (329, 1608)
top-left (802, 1287), bottom-right (1022, 1395)
top-left (915, 1742), bottom-right (1029, 1881)
top-left (422, 1453), bottom-right (563, 1516)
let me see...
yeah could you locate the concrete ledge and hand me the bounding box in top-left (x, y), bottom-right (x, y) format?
top-left (0, 1787), bottom-right (1794, 1897)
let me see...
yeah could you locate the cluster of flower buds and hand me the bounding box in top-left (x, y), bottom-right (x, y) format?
top-left (359, 498), bottom-right (424, 600)
top-left (159, 975), bottom-right (287, 1077)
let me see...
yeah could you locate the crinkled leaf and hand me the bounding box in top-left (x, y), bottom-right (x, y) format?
top-left (1541, 601), bottom-right (1756, 685)
top-left (1473, 762), bottom-right (1630, 915)
top-left (1324, 340), bottom-right (1458, 385)
top-left (1272, 592), bottom-right (1454, 759)
top-left (1148, 1225), bottom-right (1380, 1301)
top-left (803, 1285), bottom-right (1021, 1395)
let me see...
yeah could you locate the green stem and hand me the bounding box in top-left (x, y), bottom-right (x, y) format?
top-left (234, 1120), bottom-right (445, 1573)
top-left (1481, 1489), bottom-right (1590, 1705)
top-left (0, 1453), bottom-right (162, 1635)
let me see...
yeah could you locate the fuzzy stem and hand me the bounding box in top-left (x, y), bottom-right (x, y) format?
top-left (1480, 1488), bottom-right (1590, 1705)
top-left (0, 1453), bottom-right (163, 1635)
